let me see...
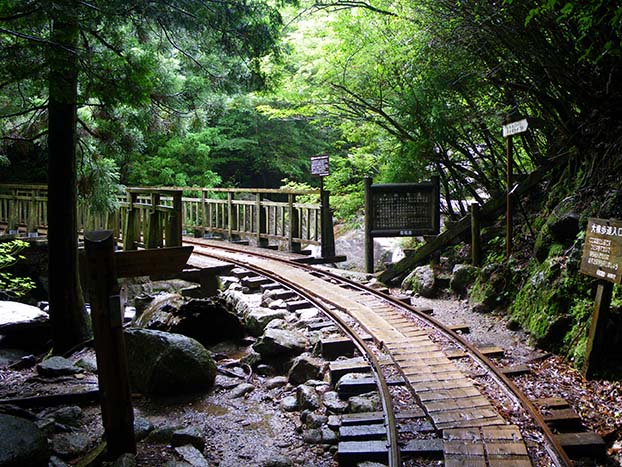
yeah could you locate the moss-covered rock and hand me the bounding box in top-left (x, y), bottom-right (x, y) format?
top-left (450, 264), bottom-right (478, 295)
top-left (468, 263), bottom-right (509, 313)
top-left (401, 265), bottom-right (436, 298)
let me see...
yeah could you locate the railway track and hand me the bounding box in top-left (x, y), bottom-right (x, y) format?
top-left (184, 238), bottom-right (575, 467)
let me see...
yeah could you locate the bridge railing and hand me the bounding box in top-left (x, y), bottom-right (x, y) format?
top-left (179, 187), bottom-right (323, 252)
top-left (0, 184), bottom-right (335, 255)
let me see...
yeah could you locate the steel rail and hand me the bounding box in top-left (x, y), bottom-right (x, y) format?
top-left (188, 245), bottom-right (401, 467)
top-left (184, 238), bottom-right (572, 467)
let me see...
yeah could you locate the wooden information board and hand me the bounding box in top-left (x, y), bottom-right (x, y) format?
top-left (368, 178), bottom-right (440, 237)
top-left (580, 217), bottom-right (622, 284)
top-left (310, 155), bottom-right (330, 177)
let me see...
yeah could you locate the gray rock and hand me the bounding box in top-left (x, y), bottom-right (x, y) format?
top-left (321, 426), bottom-right (338, 444)
top-left (124, 328), bottom-right (216, 395)
top-left (357, 463), bottom-right (388, 467)
top-left (302, 429), bottom-right (323, 444)
top-left (265, 319), bottom-right (288, 330)
top-left (261, 455), bottom-right (294, 467)
top-left (52, 432), bottom-right (90, 458)
top-left (145, 425), bottom-right (180, 445)
top-left (0, 414), bottom-right (49, 467)
top-left (256, 363), bottom-right (276, 376)
top-left (296, 384), bottom-right (320, 410)
top-left (112, 453), bottom-right (137, 467)
top-left (229, 382), bottom-right (255, 399)
top-left (327, 415), bottom-right (341, 430)
top-left (279, 395), bottom-right (299, 412)
top-left (348, 392), bottom-right (380, 413)
top-left (401, 265), bottom-right (436, 298)
top-left (253, 328), bottom-right (308, 357)
top-left (265, 376), bottom-right (288, 389)
top-left (305, 413), bottom-right (328, 429)
top-left (48, 456), bottom-right (70, 467)
top-left (37, 356), bottom-right (80, 377)
top-left (133, 293), bottom-right (244, 347)
top-left (49, 406), bottom-right (82, 428)
top-left (245, 308), bottom-right (287, 336)
top-left (450, 264), bottom-right (478, 294)
top-left (0, 301), bottom-right (49, 332)
top-left (287, 353), bottom-right (325, 385)
top-left (267, 299), bottom-right (288, 310)
top-left (75, 354), bottom-right (98, 373)
top-left (322, 391), bottom-right (348, 414)
top-left (171, 427), bottom-right (205, 451)
top-left (174, 445), bottom-right (209, 467)
top-left (133, 416), bottom-right (154, 441)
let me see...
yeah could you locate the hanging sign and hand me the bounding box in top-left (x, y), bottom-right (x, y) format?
top-left (502, 118), bottom-right (529, 137)
top-left (580, 217), bottom-right (622, 284)
top-left (310, 155), bottom-right (330, 177)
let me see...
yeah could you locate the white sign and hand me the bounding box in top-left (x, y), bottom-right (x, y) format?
top-left (502, 118), bottom-right (529, 137)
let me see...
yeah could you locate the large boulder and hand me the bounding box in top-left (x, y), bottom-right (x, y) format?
top-left (401, 265), bottom-right (436, 298)
top-left (124, 329), bottom-right (217, 395)
top-left (287, 353), bottom-right (325, 385)
top-left (0, 301), bottom-right (48, 332)
top-left (0, 414), bottom-right (49, 467)
top-left (450, 264), bottom-right (478, 294)
top-left (252, 328), bottom-right (308, 357)
top-left (133, 294), bottom-right (244, 347)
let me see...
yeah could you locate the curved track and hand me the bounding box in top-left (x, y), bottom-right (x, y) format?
top-left (184, 238), bottom-right (572, 467)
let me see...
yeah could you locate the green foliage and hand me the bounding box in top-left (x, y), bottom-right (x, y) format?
top-left (0, 240), bottom-right (35, 299)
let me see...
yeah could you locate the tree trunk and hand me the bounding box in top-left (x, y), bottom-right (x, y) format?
top-left (47, 11), bottom-right (91, 353)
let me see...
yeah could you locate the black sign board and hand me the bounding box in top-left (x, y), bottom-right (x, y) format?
top-left (580, 218), bottom-right (622, 284)
top-left (368, 179), bottom-right (440, 237)
top-left (310, 155), bottom-right (330, 177)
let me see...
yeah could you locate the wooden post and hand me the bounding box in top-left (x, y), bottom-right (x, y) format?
top-left (123, 192), bottom-right (139, 251)
top-left (288, 193), bottom-right (301, 253)
top-left (145, 192), bottom-right (161, 249)
top-left (84, 230), bottom-right (135, 459)
top-left (364, 176), bottom-right (374, 273)
top-left (201, 190), bottom-right (207, 237)
top-left (506, 134), bottom-right (513, 259)
top-left (470, 203), bottom-right (481, 267)
top-left (256, 193), bottom-right (268, 248)
top-left (583, 281), bottom-right (614, 378)
top-left (166, 191), bottom-right (182, 247)
top-left (320, 184), bottom-right (335, 258)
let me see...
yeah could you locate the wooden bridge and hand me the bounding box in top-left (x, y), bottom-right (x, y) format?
top-left (0, 183), bottom-right (336, 257)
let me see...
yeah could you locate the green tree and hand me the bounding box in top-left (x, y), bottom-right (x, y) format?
top-left (1, 0), bottom-right (283, 352)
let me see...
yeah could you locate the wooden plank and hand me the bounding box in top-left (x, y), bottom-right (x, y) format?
top-left (534, 397), bottom-right (569, 409)
top-left (555, 432), bottom-right (605, 457)
top-left (115, 246), bottom-right (193, 278)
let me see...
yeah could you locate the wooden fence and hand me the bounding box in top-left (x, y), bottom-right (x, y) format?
top-left (0, 184), bottom-right (335, 254)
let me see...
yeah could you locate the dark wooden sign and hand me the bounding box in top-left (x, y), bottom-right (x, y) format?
top-left (367, 177), bottom-right (440, 237)
top-left (580, 218), bottom-right (622, 284)
top-left (364, 176), bottom-right (440, 272)
top-left (310, 155), bottom-right (330, 177)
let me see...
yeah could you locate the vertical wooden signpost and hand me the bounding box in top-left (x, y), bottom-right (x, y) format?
top-left (310, 155), bottom-right (335, 258)
top-left (502, 118), bottom-right (528, 260)
top-left (84, 230), bottom-right (193, 459)
top-left (84, 230), bottom-right (136, 459)
top-left (579, 218), bottom-right (622, 378)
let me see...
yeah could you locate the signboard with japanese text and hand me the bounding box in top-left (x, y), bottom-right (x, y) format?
top-left (502, 118), bottom-right (529, 137)
top-left (310, 155), bottom-right (330, 177)
top-left (580, 218), bottom-right (622, 284)
top-left (368, 178), bottom-right (440, 237)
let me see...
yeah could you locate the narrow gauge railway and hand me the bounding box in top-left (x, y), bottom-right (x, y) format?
top-left (184, 238), bottom-right (573, 467)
